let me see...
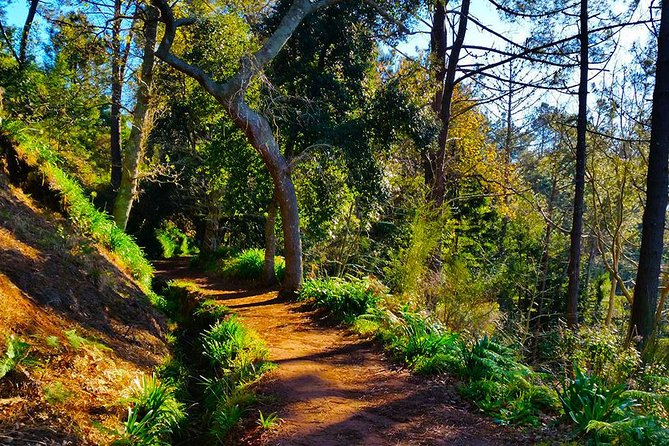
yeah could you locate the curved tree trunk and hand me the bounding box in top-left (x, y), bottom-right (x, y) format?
top-left (113, 7), bottom-right (158, 230)
top-left (226, 98), bottom-right (303, 295)
top-left (151, 0), bottom-right (341, 295)
top-left (263, 193), bottom-right (278, 285)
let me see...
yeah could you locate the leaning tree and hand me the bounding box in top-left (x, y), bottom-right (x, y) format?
top-left (151, 0), bottom-right (344, 294)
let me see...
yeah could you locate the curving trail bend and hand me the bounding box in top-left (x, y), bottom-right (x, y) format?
top-left (155, 259), bottom-right (533, 446)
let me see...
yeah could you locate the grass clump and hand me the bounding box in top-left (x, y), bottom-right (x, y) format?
top-left (357, 307), bottom-right (461, 375)
top-left (199, 316), bottom-right (274, 441)
top-left (299, 276), bottom-right (382, 323)
top-left (257, 410), bottom-right (280, 430)
top-left (201, 315), bottom-right (271, 380)
top-left (114, 375), bottom-right (185, 446)
top-left (0, 335), bottom-right (29, 379)
top-left (220, 248), bottom-right (285, 282)
top-left (558, 366), bottom-right (669, 444)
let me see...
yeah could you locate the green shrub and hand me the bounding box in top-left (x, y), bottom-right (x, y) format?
top-left (114, 375), bottom-right (185, 446)
top-left (0, 335), bottom-right (29, 379)
top-left (558, 366), bottom-right (668, 444)
top-left (155, 221), bottom-right (196, 259)
top-left (560, 327), bottom-right (641, 384)
top-left (358, 307), bottom-right (461, 374)
top-left (299, 276), bottom-right (382, 323)
top-left (458, 336), bottom-right (558, 425)
top-left (221, 248), bottom-right (285, 282)
top-left (193, 300), bottom-right (230, 329)
top-left (201, 315), bottom-right (271, 382)
top-left (198, 315), bottom-right (273, 442)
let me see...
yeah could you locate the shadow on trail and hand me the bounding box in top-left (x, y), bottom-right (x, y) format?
top-left (272, 341), bottom-right (377, 366)
top-left (269, 381), bottom-right (510, 446)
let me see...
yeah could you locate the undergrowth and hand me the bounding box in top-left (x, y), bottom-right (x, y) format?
top-left (130, 280), bottom-right (274, 444)
top-left (0, 335), bottom-right (29, 379)
top-left (1, 120), bottom-right (154, 290)
top-left (113, 375), bottom-right (185, 446)
top-left (299, 276), bottom-right (383, 323)
top-left (200, 317), bottom-right (274, 441)
top-left (155, 220), bottom-right (197, 259)
top-left (305, 276), bottom-right (557, 425)
top-left (219, 248), bottom-right (285, 282)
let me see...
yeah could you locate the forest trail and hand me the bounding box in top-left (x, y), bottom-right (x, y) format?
top-left (154, 259), bottom-right (532, 446)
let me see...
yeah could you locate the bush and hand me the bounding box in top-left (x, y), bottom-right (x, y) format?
top-left (155, 220), bottom-right (196, 259)
top-left (299, 276), bottom-right (383, 323)
top-left (201, 315), bottom-right (271, 381)
top-left (199, 316), bottom-right (274, 441)
top-left (221, 248), bottom-right (285, 282)
top-left (559, 326), bottom-right (641, 384)
top-left (358, 307), bottom-right (461, 374)
top-left (558, 366), bottom-right (669, 444)
top-left (458, 337), bottom-right (558, 425)
top-left (114, 375), bottom-right (185, 446)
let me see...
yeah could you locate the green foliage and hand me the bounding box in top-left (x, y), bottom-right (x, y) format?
top-left (194, 300), bottom-right (230, 328)
top-left (299, 276), bottom-right (383, 323)
top-left (114, 375), bottom-right (185, 446)
top-left (192, 247), bottom-right (240, 272)
top-left (2, 121), bottom-right (154, 290)
top-left (44, 381), bottom-right (75, 404)
top-left (558, 366), bottom-right (668, 444)
top-left (155, 220), bottom-right (197, 259)
top-left (45, 336), bottom-right (60, 349)
top-left (458, 337), bottom-right (558, 425)
top-left (201, 315), bottom-right (271, 381)
top-left (0, 335), bottom-right (30, 379)
top-left (359, 307), bottom-right (461, 374)
top-left (63, 329), bottom-right (110, 351)
top-left (257, 410), bottom-right (280, 430)
top-left (559, 327), bottom-right (641, 383)
top-left (220, 248), bottom-right (285, 282)
top-left (198, 315), bottom-right (273, 441)
top-left (384, 206), bottom-right (446, 295)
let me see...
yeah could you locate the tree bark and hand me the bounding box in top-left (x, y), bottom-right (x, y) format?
top-left (605, 272), bottom-right (617, 326)
top-left (226, 97), bottom-right (302, 293)
top-left (263, 193), bottom-right (278, 285)
top-left (18, 0), bottom-right (39, 66)
top-left (113, 6), bottom-right (158, 229)
top-left (629, 0), bottom-right (669, 346)
top-left (152, 0), bottom-right (339, 294)
top-left (427, 0), bottom-right (470, 207)
top-left (110, 0), bottom-right (124, 192)
top-left (566, 0), bottom-right (588, 328)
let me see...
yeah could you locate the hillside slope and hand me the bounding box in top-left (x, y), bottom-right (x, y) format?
top-left (0, 145), bottom-right (168, 443)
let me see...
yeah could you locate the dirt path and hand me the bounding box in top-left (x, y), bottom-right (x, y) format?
top-left (155, 260), bottom-right (535, 446)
